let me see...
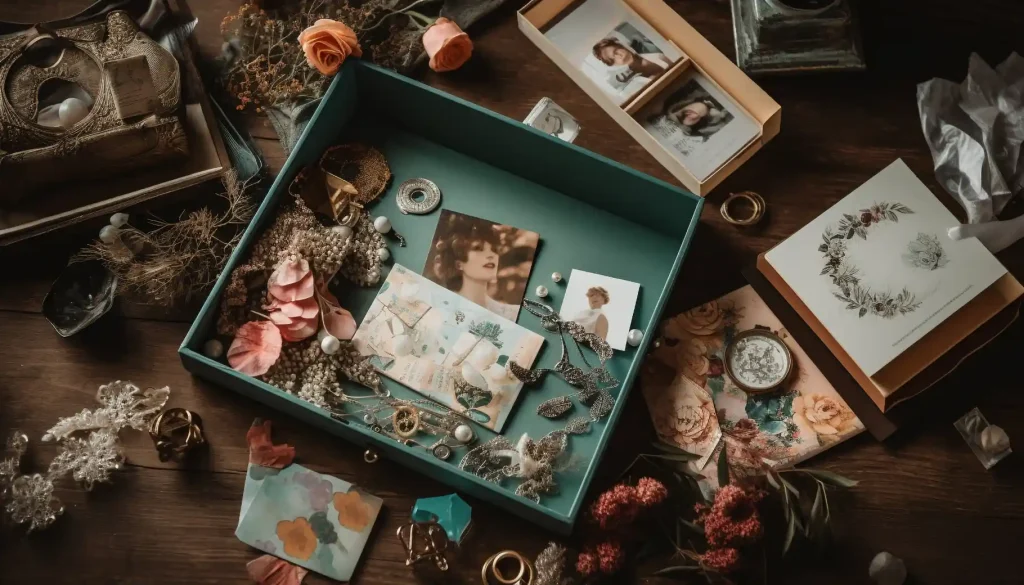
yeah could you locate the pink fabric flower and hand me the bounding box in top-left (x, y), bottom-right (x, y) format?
top-left (266, 257), bottom-right (318, 342)
top-left (228, 321), bottom-right (283, 376)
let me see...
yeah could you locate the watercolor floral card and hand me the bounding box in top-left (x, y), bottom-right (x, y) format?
top-left (352, 265), bottom-right (544, 432)
top-left (236, 464), bottom-right (382, 582)
top-left (642, 285), bottom-right (864, 491)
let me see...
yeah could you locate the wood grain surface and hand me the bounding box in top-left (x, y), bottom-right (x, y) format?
top-left (2, 1), bottom-right (1024, 584)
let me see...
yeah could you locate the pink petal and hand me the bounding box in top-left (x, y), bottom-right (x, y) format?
top-left (296, 297), bottom-right (320, 319)
top-left (324, 305), bottom-right (356, 341)
top-left (246, 554), bottom-right (309, 585)
top-left (269, 257), bottom-right (310, 287)
top-left (269, 272), bottom-right (315, 302)
top-left (227, 321), bottom-right (283, 376)
top-left (268, 311), bottom-right (295, 326)
top-left (281, 319), bottom-right (318, 342)
top-left (316, 283), bottom-right (356, 340)
top-left (246, 420), bottom-right (296, 468)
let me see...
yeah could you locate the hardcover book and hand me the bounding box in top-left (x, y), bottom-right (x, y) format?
top-left (760, 159), bottom-right (1022, 411)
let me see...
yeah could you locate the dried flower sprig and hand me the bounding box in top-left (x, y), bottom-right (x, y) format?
top-left (74, 170), bottom-right (256, 307)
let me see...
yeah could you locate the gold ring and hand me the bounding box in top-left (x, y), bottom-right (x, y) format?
top-left (481, 550), bottom-right (533, 585)
top-left (720, 191), bottom-right (766, 226)
top-left (363, 449), bottom-right (379, 463)
top-left (149, 408), bottom-right (205, 461)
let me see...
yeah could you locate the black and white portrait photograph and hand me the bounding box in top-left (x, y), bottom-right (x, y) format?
top-left (640, 71), bottom-right (759, 181)
top-left (545, 0), bottom-right (683, 105)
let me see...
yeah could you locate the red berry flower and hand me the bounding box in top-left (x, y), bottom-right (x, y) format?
top-left (700, 547), bottom-right (741, 573)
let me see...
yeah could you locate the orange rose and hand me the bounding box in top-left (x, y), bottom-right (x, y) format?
top-left (297, 19), bottom-right (362, 76)
top-left (422, 17), bottom-right (473, 72)
top-left (276, 517), bottom-right (318, 560)
top-left (333, 491), bottom-right (370, 531)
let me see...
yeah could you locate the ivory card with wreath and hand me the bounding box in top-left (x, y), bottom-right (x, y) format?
top-left (765, 159), bottom-right (1007, 376)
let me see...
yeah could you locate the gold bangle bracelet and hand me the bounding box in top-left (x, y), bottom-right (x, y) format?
top-left (720, 190), bottom-right (766, 226)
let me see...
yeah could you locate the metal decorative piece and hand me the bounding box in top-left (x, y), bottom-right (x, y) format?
top-left (731, 0), bottom-right (866, 75)
top-left (396, 178), bottom-right (442, 215)
top-left (723, 329), bottom-right (793, 395)
top-left (954, 407), bottom-right (1013, 469)
top-left (397, 520), bottom-right (450, 571)
top-left (148, 408), bottom-right (206, 461)
top-left (537, 396), bottom-right (573, 419)
top-left (432, 444), bottom-right (453, 460)
top-left (720, 191), bottom-right (766, 226)
top-left (392, 405), bottom-right (421, 438)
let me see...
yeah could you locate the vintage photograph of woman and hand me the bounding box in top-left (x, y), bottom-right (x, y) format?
top-left (655, 79), bottom-right (734, 140)
top-left (424, 210), bottom-right (540, 321)
top-left (560, 269), bottom-right (641, 351)
top-left (584, 22), bottom-right (679, 103)
top-left (574, 286), bottom-right (611, 340)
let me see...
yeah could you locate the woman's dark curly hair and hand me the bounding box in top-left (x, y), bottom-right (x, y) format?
top-left (427, 212), bottom-right (503, 291)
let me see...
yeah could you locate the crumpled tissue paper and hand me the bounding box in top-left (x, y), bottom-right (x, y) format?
top-left (918, 53), bottom-right (1024, 224)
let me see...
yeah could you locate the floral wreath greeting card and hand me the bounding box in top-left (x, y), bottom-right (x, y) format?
top-left (764, 159), bottom-right (1007, 376)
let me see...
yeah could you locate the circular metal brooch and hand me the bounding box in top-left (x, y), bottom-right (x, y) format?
top-left (396, 178), bottom-right (442, 215)
top-left (724, 329), bottom-right (794, 395)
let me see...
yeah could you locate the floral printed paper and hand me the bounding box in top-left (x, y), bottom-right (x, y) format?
top-left (642, 285), bottom-right (864, 490)
top-left (235, 464), bottom-right (382, 581)
top-left (352, 265), bottom-right (544, 431)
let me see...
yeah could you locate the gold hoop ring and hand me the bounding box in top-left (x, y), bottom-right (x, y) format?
top-left (481, 550), bottom-right (533, 585)
top-left (720, 191), bottom-right (766, 226)
top-left (149, 408), bottom-right (205, 461)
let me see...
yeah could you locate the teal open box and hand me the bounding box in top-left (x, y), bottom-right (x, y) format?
top-left (180, 61), bottom-right (702, 534)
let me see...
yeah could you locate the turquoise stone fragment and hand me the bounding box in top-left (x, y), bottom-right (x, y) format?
top-left (412, 494), bottom-right (472, 543)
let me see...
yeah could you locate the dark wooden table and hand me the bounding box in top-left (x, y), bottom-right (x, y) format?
top-left (3, 1), bottom-right (1024, 583)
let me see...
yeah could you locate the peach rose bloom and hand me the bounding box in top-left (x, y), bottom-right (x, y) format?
top-left (422, 17), bottom-right (473, 72)
top-left (298, 19), bottom-right (362, 76)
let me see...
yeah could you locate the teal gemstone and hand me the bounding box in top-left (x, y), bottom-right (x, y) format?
top-left (412, 494), bottom-right (472, 544)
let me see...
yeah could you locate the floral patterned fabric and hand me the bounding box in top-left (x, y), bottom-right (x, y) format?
top-left (641, 286), bottom-right (864, 490)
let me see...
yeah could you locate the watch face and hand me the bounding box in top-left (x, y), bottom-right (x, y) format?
top-left (772, 0), bottom-right (838, 11)
top-left (724, 329), bottom-right (793, 394)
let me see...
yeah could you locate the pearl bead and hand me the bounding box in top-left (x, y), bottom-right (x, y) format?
top-left (535, 285), bottom-right (549, 298)
top-left (627, 329), bottom-right (644, 347)
top-left (377, 247), bottom-right (390, 262)
top-left (109, 212), bottom-right (129, 228)
top-left (331, 225), bottom-right (352, 240)
top-left (58, 97), bottom-right (89, 128)
top-left (320, 335), bottom-right (340, 355)
top-left (373, 216), bottom-right (391, 233)
top-left (551, 272), bottom-right (563, 283)
top-left (99, 225), bottom-right (119, 244)
top-left (453, 424), bottom-right (473, 443)
top-left (202, 339), bottom-right (224, 359)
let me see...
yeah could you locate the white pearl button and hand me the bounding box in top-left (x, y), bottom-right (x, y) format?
top-left (535, 285), bottom-right (549, 298)
top-left (551, 272), bottom-right (563, 283)
top-left (454, 424), bottom-right (473, 443)
top-left (377, 247), bottom-right (390, 262)
top-left (373, 216), bottom-right (391, 233)
top-left (320, 335), bottom-right (341, 355)
top-left (331, 225), bottom-right (352, 239)
top-left (109, 212), bottom-right (129, 228)
top-left (627, 329), bottom-right (644, 347)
